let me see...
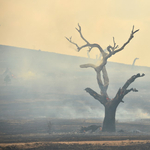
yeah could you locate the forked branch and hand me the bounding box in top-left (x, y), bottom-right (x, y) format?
top-left (113, 73), bottom-right (145, 104)
top-left (107, 37), bottom-right (118, 55)
top-left (65, 36), bottom-right (80, 51)
top-left (113, 26), bottom-right (139, 54)
top-left (113, 37), bottom-right (119, 49)
top-left (122, 73), bottom-right (145, 90)
top-left (105, 26), bottom-right (139, 59)
top-left (85, 88), bottom-right (107, 105)
top-left (76, 23), bottom-right (89, 45)
top-left (96, 66), bottom-right (109, 95)
top-left (66, 23), bottom-right (104, 54)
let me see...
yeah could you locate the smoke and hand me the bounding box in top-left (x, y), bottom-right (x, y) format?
top-left (0, 46), bottom-right (150, 121)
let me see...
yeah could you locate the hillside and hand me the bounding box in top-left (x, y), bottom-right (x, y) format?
top-left (0, 45), bottom-right (149, 120)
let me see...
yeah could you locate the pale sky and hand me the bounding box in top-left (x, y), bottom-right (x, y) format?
top-left (0, 0), bottom-right (150, 66)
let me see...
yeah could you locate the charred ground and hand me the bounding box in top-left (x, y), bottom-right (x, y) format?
top-left (1, 118), bottom-right (150, 149)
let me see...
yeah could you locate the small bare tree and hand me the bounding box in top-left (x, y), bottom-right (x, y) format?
top-left (66, 24), bottom-right (145, 132)
top-left (132, 57), bottom-right (139, 67)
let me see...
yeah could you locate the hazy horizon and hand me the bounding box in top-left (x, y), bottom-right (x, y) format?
top-left (0, 44), bottom-right (148, 68)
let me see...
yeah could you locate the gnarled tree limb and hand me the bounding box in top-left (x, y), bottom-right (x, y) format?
top-left (122, 73), bottom-right (145, 90)
top-left (80, 63), bottom-right (96, 69)
top-left (112, 26), bottom-right (139, 55)
top-left (76, 23), bottom-right (89, 45)
top-left (113, 73), bottom-right (145, 105)
top-left (66, 24), bottom-right (105, 55)
top-left (85, 88), bottom-right (108, 105)
top-left (102, 66), bottom-right (109, 90)
top-left (65, 36), bottom-right (81, 51)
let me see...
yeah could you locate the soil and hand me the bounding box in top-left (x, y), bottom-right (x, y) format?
top-left (0, 118), bottom-right (150, 149)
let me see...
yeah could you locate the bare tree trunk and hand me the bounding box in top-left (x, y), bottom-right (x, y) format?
top-left (102, 104), bottom-right (116, 132)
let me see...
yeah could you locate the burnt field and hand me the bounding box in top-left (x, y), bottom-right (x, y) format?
top-left (1, 118), bottom-right (150, 149)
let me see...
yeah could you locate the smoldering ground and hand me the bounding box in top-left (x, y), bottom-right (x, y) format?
top-left (0, 45), bottom-right (150, 121)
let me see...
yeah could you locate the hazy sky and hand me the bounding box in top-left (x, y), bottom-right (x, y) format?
top-left (0, 0), bottom-right (150, 66)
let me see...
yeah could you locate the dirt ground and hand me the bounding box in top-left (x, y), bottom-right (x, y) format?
top-left (1, 139), bottom-right (150, 150)
top-left (1, 140), bottom-right (150, 150)
top-left (1, 118), bottom-right (150, 149)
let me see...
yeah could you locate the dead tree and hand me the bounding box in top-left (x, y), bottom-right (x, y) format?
top-left (66, 24), bottom-right (145, 132)
top-left (132, 57), bottom-right (139, 67)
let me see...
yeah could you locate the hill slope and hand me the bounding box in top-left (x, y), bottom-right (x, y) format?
top-left (0, 45), bottom-right (149, 120)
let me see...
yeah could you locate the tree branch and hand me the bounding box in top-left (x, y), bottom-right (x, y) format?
top-left (66, 24), bottom-right (105, 54)
top-left (85, 88), bottom-right (107, 105)
top-left (113, 26), bottom-right (139, 54)
top-left (124, 88), bottom-right (138, 96)
top-left (102, 66), bottom-right (109, 90)
top-left (113, 73), bottom-right (145, 105)
top-left (122, 73), bottom-right (145, 90)
top-left (103, 26), bottom-right (139, 59)
top-left (76, 23), bottom-right (89, 44)
top-left (80, 63), bottom-right (96, 69)
top-left (113, 37), bottom-right (119, 49)
top-left (97, 72), bottom-right (104, 94)
top-left (65, 36), bottom-right (81, 51)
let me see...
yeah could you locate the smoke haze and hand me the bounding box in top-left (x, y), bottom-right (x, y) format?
top-left (0, 45), bottom-right (149, 121)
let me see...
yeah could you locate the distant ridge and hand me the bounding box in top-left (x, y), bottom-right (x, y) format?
top-left (0, 44), bottom-right (85, 59)
top-left (0, 44), bottom-right (149, 72)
